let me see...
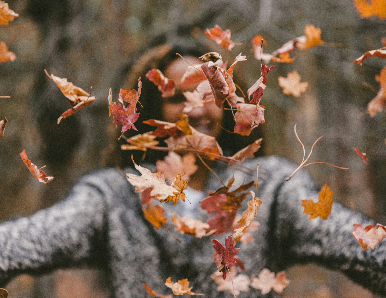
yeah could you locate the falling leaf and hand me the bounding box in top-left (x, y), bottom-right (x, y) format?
top-left (211, 267), bottom-right (250, 295)
top-left (0, 1), bottom-right (18, 25)
top-left (301, 184), bottom-right (333, 220)
top-left (271, 52), bottom-right (295, 63)
top-left (352, 223), bottom-right (386, 250)
top-left (20, 150), bottom-right (54, 183)
top-left (251, 269), bottom-right (290, 295)
top-left (121, 132), bottom-right (159, 151)
top-left (142, 202), bottom-right (168, 229)
top-left (278, 70), bottom-right (308, 97)
top-left (179, 65), bottom-right (206, 87)
top-left (171, 215), bottom-right (211, 238)
top-left (234, 103), bottom-right (265, 136)
top-left (212, 235), bottom-right (240, 279)
top-left (233, 192), bottom-right (263, 244)
top-left (143, 283), bottom-right (172, 298)
top-left (0, 41), bottom-right (16, 63)
top-left (201, 61), bottom-right (229, 107)
top-left (0, 117), bottom-right (7, 137)
top-left (159, 174), bottom-right (188, 205)
top-left (165, 277), bottom-right (203, 295)
top-left (230, 138), bottom-right (262, 164)
top-left (205, 25), bottom-right (235, 51)
top-left (353, 48), bottom-right (386, 65)
top-left (354, 0), bottom-right (386, 19)
top-left (0, 288), bottom-right (8, 298)
top-left (367, 67), bottom-right (386, 117)
top-left (156, 152), bottom-right (198, 181)
top-left (353, 147), bottom-right (368, 165)
top-left (297, 25), bottom-right (324, 50)
top-left (146, 69), bottom-right (176, 98)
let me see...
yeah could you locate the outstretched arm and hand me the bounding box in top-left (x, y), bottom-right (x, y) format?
top-left (0, 168), bottom-right (127, 287)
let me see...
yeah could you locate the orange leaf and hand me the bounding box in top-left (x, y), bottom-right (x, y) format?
top-left (0, 1), bottom-right (18, 25)
top-left (159, 174), bottom-right (188, 205)
top-left (0, 117), bottom-right (7, 137)
top-left (278, 70), bottom-right (308, 97)
top-left (367, 67), bottom-right (386, 117)
top-left (143, 283), bottom-right (172, 298)
top-left (171, 215), bottom-right (211, 238)
top-left (352, 223), bottom-right (386, 250)
top-left (353, 48), bottom-right (386, 65)
top-left (354, 0), bottom-right (386, 19)
top-left (142, 202), bottom-right (167, 229)
top-left (297, 25), bottom-right (324, 50)
top-left (353, 147), bottom-right (368, 165)
top-left (205, 25), bottom-right (235, 51)
top-left (301, 184), bottom-right (333, 220)
top-left (20, 150), bottom-right (54, 183)
top-left (146, 69), bottom-right (176, 98)
top-left (0, 41), bottom-right (16, 63)
top-left (165, 277), bottom-right (203, 295)
top-left (120, 132), bottom-right (159, 151)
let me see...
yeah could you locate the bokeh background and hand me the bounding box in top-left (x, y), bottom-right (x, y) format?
top-left (1, 0), bottom-right (386, 297)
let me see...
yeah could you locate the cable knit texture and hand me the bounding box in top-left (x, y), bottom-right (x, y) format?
top-left (0, 156), bottom-right (384, 297)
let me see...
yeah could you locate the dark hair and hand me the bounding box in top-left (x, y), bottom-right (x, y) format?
top-left (111, 34), bottom-right (265, 168)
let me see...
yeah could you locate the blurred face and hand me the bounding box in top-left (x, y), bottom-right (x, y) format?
top-left (162, 56), bottom-right (224, 138)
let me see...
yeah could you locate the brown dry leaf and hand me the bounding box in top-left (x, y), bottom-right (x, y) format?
top-left (230, 138), bottom-right (262, 164)
top-left (355, 0), bottom-right (386, 19)
top-left (205, 25), bottom-right (235, 51)
top-left (142, 202), bottom-right (168, 229)
top-left (251, 269), bottom-right (290, 295)
top-left (352, 223), bottom-right (386, 250)
top-left (0, 1), bottom-right (18, 25)
top-left (0, 288), bottom-right (7, 298)
top-left (367, 66), bottom-right (386, 117)
top-left (297, 25), bottom-right (324, 50)
top-left (278, 70), bottom-right (308, 97)
top-left (160, 174), bottom-right (188, 205)
top-left (211, 267), bottom-right (250, 295)
top-left (171, 215), bottom-right (211, 238)
top-left (0, 41), bottom-right (16, 63)
top-left (179, 65), bottom-right (206, 87)
top-left (121, 132), bottom-right (159, 151)
top-left (301, 184), bottom-right (333, 220)
top-left (353, 48), bottom-right (386, 65)
top-left (0, 117), bottom-right (7, 137)
top-left (143, 283), bottom-right (172, 298)
top-left (165, 277), bottom-right (203, 296)
top-left (156, 152), bottom-right (198, 181)
top-left (20, 150), bottom-right (54, 183)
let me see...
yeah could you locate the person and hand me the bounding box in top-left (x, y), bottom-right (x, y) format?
top-left (0, 35), bottom-right (385, 298)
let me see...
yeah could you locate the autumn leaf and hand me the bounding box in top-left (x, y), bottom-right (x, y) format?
top-left (252, 35), bottom-right (272, 61)
top-left (271, 52), bottom-right (295, 63)
top-left (211, 267), bottom-right (250, 295)
top-left (297, 25), bottom-right (325, 50)
top-left (205, 25), bottom-right (235, 51)
top-left (0, 41), bottom-right (16, 63)
top-left (0, 1), bottom-right (18, 25)
top-left (234, 103), bottom-right (265, 136)
top-left (142, 202), bottom-right (168, 229)
top-left (230, 138), bottom-right (262, 164)
top-left (352, 223), bottom-right (386, 250)
top-left (251, 269), bottom-right (290, 295)
top-left (120, 132), bottom-right (159, 151)
top-left (353, 48), bottom-right (386, 65)
top-left (301, 184), bottom-right (333, 220)
top-left (201, 61), bottom-right (229, 107)
top-left (171, 215), bottom-right (211, 238)
top-left (20, 150), bottom-right (54, 183)
top-left (156, 152), bottom-right (198, 181)
top-left (233, 192), bottom-right (263, 244)
top-left (159, 174), bottom-right (188, 205)
top-left (247, 64), bottom-right (274, 104)
top-left (0, 117), bottom-right (7, 137)
top-left (146, 69), bottom-right (176, 98)
top-left (278, 70), bottom-right (308, 97)
top-left (179, 65), bottom-right (206, 87)
top-left (0, 288), bottom-right (8, 298)
top-left (165, 277), bottom-right (203, 296)
top-left (353, 147), bottom-right (368, 165)
top-left (212, 235), bottom-right (240, 279)
top-left (182, 90), bottom-right (209, 114)
top-left (143, 283), bottom-right (172, 298)
top-left (354, 0), bottom-right (386, 19)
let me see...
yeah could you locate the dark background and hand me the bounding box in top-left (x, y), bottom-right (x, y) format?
top-left (0, 0), bottom-right (385, 297)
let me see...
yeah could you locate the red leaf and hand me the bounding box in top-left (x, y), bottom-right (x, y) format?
top-left (353, 48), bottom-right (386, 65)
top-left (20, 150), bottom-right (54, 183)
top-left (205, 25), bottom-right (235, 51)
top-left (353, 147), bottom-right (368, 165)
top-left (234, 103), bottom-right (265, 136)
top-left (146, 69), bottom-right (176, 98)
top-left (212, 235), bottom-right (240, 280)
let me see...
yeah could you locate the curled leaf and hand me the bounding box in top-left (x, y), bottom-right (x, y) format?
top-left (205, 25), bottom-right (235, 51)
top-left (20, 150), bottom-right (54, 183)
top-left (353, 48), bottom-right (386, 65)
top-left (146, 69), bottom-right (176, 98)
top-left (353, 147), bottom-right (368, 165)
top-left (0, 117), bottom-right (7, 137)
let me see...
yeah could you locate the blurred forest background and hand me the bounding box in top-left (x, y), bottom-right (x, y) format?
top-left (1, 0), bottom-right (386, 297)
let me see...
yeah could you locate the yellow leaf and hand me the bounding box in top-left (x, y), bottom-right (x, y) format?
top-left (301, 184), bottom-right (334, 220)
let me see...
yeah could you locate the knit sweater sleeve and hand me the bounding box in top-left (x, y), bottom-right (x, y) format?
top-left (0, 168), bottom-right (127, 287)
top-left (262, 156), bottom-right (386, 296)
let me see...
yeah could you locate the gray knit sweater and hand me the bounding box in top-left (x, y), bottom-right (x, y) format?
top-left (0, 156), bottom-right (384, 297)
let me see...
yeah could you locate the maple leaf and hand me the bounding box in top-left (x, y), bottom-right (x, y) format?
top-left (211, 266), bottom-right (250, 295)
top-left (143, 283), bottom-right (172, 298)
top-left (271, 52), bottom-right (295, 63)
top-left (353, 48), bottom-right (386, 65)
top-left (230, 138), bottom-right (262, 164)
top-left (156, 152), bottom-right (198, 181)
top-left (297, 25), bottom-right (324, 50)
top-left (367, 67), bottom-right (386, 117)
top-left (165, 277), bottom-right (203, 295)
top-left (354, 0), bottom-right (386, 19)
top-left (0, 1), bottom-right (18, 25)
top-left (233, 218), bottom-right (260, 244)
top-left (251, 269), bottom-right (290, 295)
top-left (301, 184), bottom-right (334, 220)
top-left (121, 132), bottom-right (159, 151)
top-left (0, 41), bottom-right (16, 63)
top-left (146, 69), bottom-right (176, 98)
top-left (0, 117), bottom-right (7, 137)
top-left (142, 202), bottom-right (168, 229)
top-left (20, 150), bottom-right (54, 183)
top-left (233, 192), bottom-right (263, 244)
top-left (278, 70), bottom-right (308, 97)
top-left (126, 160), bottom-right (177, 201)
top-left (353, 147), bottom-right (368, 165)
top-left (212, 235), bottom-right (240, 280)
top-left (205, 25), bottom-right (235, 51)
top-left (171, 215), bottom-right (211, 238)
top-left (234, 103), bottom-right (265, 136)
top-left (352, 223), bottom-right (386, 250)
top-left (159, 174), bottom-right (188, 205)
top-left (179, 65), bottom-right (206, 87)
top-left (144, 119), bottom-right (179, 138)
top-left (182, 90), bottom-right (206, 113)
